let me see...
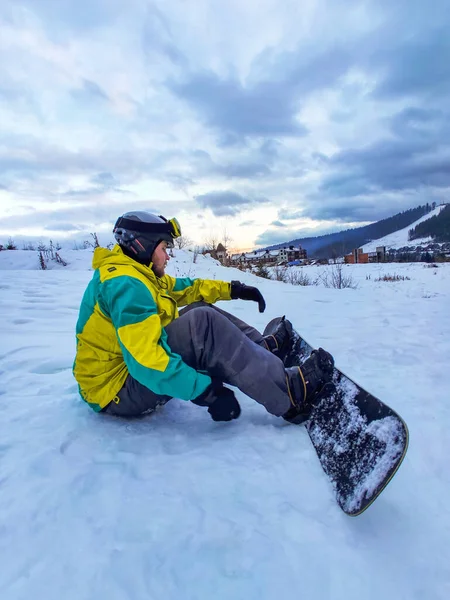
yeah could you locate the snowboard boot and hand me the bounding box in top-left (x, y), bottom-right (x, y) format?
top-left (283, 348), bottom-right (335, 424)
top-left (262, 316), bottom-right (294, 363)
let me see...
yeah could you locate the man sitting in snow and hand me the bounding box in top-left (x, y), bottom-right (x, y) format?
top-left (73, 211), bottom-right (335, 424)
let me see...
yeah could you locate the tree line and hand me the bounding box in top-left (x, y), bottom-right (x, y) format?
top-left (408, 205), bottom-right (450, 242)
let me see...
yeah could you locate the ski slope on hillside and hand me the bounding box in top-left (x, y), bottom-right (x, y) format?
top-left (0, 248), bottom-right (450, 600)
top-left (362, 204), bottom-right (446, 252)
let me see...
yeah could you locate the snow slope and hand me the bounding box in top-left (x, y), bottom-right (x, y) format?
top-left (362, 204), bottom-right (446, 252)
top-left (1, 248), bottom-right (450, 600)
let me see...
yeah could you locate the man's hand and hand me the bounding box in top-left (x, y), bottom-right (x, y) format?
top-left (207, 387), bottom-right (241, 422)
top-left (230, 281), bottom-right (266, 313)
top-left (191, 379), bottom-right (241, 422)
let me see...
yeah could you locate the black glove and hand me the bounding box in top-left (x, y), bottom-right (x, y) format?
top-left (230, 281), bottom-right (266, 313)
top-left (208, 387), bottom-right (241, 422)
top-left (192, 380), bottom-right (241, 422)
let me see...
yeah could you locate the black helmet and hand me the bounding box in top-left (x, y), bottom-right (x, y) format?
top-left (113, 211), bottom-right (181, 265)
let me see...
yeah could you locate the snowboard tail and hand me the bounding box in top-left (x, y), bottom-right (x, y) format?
top-left (266, 319), bottom-right (409, 516)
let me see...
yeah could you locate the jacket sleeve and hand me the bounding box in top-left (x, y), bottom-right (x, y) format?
top-left (164, 275), bottom-right (232, 307)
top-left (99, 275), bottom-right (211, 400)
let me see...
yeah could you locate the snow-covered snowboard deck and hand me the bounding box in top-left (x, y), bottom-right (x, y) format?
top-left (266, 318), bottom-right (409, 516)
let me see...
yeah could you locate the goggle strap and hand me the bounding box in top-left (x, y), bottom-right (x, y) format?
top-left (115, 217), bottom-right (172, 235)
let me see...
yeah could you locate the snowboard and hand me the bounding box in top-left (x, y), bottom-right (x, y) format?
top-left (264, 318), bottom-right (409, 516)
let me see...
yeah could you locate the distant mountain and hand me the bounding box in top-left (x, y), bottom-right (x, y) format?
top-left (266, 203), bottom-right (441, 259)
top-left (360, 204), bottom-right (446, 252)
top-left (408, 204), bottom-right (450, 243)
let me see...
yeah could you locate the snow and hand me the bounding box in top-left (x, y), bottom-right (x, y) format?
top-left (1, 247), bottom-right (450, 600)
top-left (362, 204), bottom-right (447, 252)
top-left (361, 417), bottom-right (406, 502)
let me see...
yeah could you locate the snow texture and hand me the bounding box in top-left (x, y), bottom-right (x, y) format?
top-left (1, 247), bottom-right (450, 600)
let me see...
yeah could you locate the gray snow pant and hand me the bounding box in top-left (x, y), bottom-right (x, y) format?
top-left (104, 301), bottom-right (291, 418)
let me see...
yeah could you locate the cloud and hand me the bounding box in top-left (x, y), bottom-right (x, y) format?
top-left (373, 28), bottom-right (450, 100)
top-left (305, 103), bottom-right (450, 221)
top-left (194, 190), bottom-right (256, 217)
top-left (1, 0), bottom-right (450, 247)
top-left (254, 226), bottom-right (324, 247)
top-left (142, 2), bottom-right (189, 69)
top-left (277, 209), bottom-right (305, 220)
top-left (91, 172), bottom-right (117, 186)
top-left (70, 79), bottom-right (110, 104)
top-left (332, 130), bottom-right (450, 192)
top-left (60, 172), bottom-right (130, 197)
top-left (43, 222), bottom-right (84, 232)
top-left (0, 197), bottom-right (197, 237)
top-left (62, 186), bottom-right (131, 197)
top-left (2, 0), bottom-right (128, 34)
top-left (254, 222), bottom-right (346, 247)
top-left (218, 161), bottom-right (271, 179)
top-left (168, 70), bottom-right (309, 138)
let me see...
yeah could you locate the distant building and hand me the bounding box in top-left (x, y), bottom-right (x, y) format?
top-left (202, 243), bottom-right (229, 265)
top-left (345, 246), bottom-right (386, 264)
top-left (215, 243), bottom-right (227, 264)
top-left (230, 245), bottom-right (307, 266)
top-left (279, 245), bottom-right (308, 263)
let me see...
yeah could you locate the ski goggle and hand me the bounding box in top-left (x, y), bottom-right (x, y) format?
top-left (161, 216), bottom-right (181, 239)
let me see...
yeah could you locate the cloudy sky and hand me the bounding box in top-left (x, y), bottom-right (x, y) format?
top-left (1, 0), bottom-right (449, 250)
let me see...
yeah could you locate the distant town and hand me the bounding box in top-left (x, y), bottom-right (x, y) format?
top-left (206, 241), bottom-right (450, 267)
top-left (204, 202), bottom-right (450, 266)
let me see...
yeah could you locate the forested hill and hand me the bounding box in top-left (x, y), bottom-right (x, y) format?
top-left (267, 204), bottom-right (436, 258)
top-left (409, 204), bottom-right (450, 242)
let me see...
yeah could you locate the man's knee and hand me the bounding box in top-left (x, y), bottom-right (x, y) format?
top-left (181, 304), bottom-right (219, 326)
top-left (179, 301), bottom-right (209, 315)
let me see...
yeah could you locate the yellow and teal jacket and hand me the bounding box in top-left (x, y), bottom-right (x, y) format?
top-left (73, 245), bottom-right (232, 411)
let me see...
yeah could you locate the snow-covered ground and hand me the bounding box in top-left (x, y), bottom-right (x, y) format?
top-left (362, 204), bottom-right (446, 252)
top-left (1, 248), bottom-right (450, 600)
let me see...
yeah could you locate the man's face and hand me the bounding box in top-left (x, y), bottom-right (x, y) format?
top-left (151, 240), bottom-right (170, 277)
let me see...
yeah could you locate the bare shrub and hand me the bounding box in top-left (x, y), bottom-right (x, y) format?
top-left (320, 264), bottom-right (358, 289)
top-left (23, 242), bottom-right (36, 251)
top-left (202, 234), bottom-right (219, 254)
top-left (174, 235), bottom-right (193, 250)
top-left (285, 269), bottom-right (319, 286)
top-left (6, 237), bottom-right (17, 250)
top-left (230, 261), bottom-right (250, 273)
top-left (38, 251), bottom-right (47, 270)
top-left (84, 232), bottom-right (100, 248)
top-left (36, 241), bottom-right (68, 269)
top-left (271, 265), bottom-right (288, 281)
top-left (375, 273), bottom-right (411, 282)
top-left (192, 246), bottom-right (201, 264)
top-left (254, 264), bottom-right (271, 279)
top-left (55, 252), bottom-right (68, 266)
